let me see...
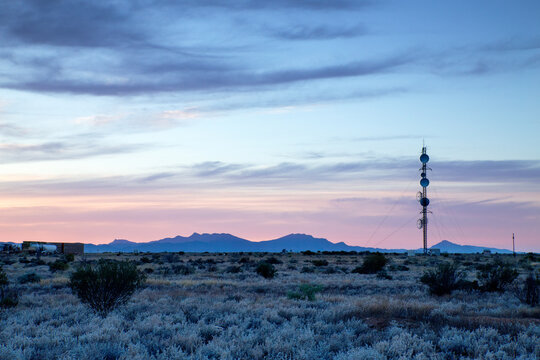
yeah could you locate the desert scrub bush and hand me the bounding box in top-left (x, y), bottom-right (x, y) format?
top-left (140, 256), bottom-right (152, 264)
top-left (255, 262), bottom-right (276, 279)
top-left (0, 258), bottom-right (15, 265)
top-left (376, 270), bottom-right (392, 280)
top-left (64, 253), bottom-right (75, 262)
top-left (225, 265), bottom-right (242, 273)
top-left (0, 266), bottom-right (18, 308)
top-left (352, 253), bottom-right (388, 274)
top-left (514, 273), bottom-right (539, 306)
top-left (69, 259), bottom-right (146, 316)
top-left (420, 263), bottom-right (465, 296)
top-left (312, 259), bottom-right (329, 267)
top-left (265, 256), bottom-right (282, 264)
top-left (18, 272), bottom-right (41, 284)
top-left (237, 257), bottom-right (251, 264)
top-left (388, 264), bottom-right (409, 272)
top-left (477, 260), bottom-right (518, 292)
top-left (172, 264), bottom-right (195, 275)
top-left (49, 259), bottom-right (69, 272)
top-left (164, 253), bottom-right (180, 263)
top-left (324, 266), bottom-right (341, 274)
top-left (28, 258), bottom-right (46, 266)
top-left (301, 266), bottom-right (315, 273)
top-left (287, 283), bottom-right (323, 301)
top-left (207, 264), bottom-right (218, 272)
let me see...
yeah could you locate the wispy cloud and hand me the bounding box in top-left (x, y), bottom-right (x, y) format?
top-left (1, 0), bottom-right (537, 104)
top-left (267, 24), bottom-right (366, 40)
top-left (0, 139), bottom-right (146, 164)
top-left (0, 122), bottom-right (30, 137)
top-left (1, 54), bottom-right (411, 96)
top-left (351, 135), bottom-right (423, 142)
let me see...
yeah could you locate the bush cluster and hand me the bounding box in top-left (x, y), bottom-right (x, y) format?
top-left (352, 253), bottom-right (388, 274)
top-left (255, 262), bottom-right (276, 279)
top-left (172, 264), bottom-right (195, 275)
top-left (514, 273), bottom-right (539, 306)
top-left (265, 257), bottom-right (282, 265)
top-left (69, 259), bottom-right (146, 317)
top-left (49, 260), bottom-right (69, 272)
top-left (225, 265), bottom-right (242, 273)
top-left (421, 260), bottom-right (520, 296)
top-left (420, 263), bottom-right (465, 296)
top-left (140, 256), bottom-right (152, 264)
top-left (477, 260), bottom-right (518, 292)
top-left (64, 253), bottom-right (75, 262)
top-left (312, 260), bottom-right (329, 267)
top-left (18, 272), bottom-right (41, 284)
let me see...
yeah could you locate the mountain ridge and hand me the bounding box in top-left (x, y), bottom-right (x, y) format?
top-left (78, 233), bottom-right (513, 254)
top-left (0, 234), bottom-right (514, 254)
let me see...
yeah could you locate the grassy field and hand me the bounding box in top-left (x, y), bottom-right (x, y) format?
top-left (0, 251), bottom-right (538, 360)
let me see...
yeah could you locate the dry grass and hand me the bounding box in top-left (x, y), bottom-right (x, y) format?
top-left (0, 251), bottom-right (538, 359)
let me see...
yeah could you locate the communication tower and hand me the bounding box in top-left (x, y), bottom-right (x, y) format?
top-left (417, 146), bottom-right (431, 254)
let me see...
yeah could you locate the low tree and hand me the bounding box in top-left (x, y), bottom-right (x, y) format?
top-left (69, 259), bottom-right (146, 317)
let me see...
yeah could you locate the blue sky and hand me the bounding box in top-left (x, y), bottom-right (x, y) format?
top-left (0, 1), bottom-right (539, 250)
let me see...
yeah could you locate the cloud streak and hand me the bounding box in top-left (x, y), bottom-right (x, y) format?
top-left (3, 157), bottom-right (538, 195)
top-left (267, 24), bottom-right (366, 40)
top-left (0, 139), bottom-right (147, 164)
top-left (1, 55), bottom-right (410, 96)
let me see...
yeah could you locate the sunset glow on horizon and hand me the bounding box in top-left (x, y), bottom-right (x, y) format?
top-left (0, 1), bottom-right (539, 251)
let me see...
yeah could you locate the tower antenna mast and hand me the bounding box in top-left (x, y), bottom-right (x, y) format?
top-left (417, 146), bottom-right (431, 254)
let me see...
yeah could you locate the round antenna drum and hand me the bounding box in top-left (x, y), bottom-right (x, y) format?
top-left (420, 178), bottom-right (429, 187)
top-left (420, 154), bottom-right (429, 163)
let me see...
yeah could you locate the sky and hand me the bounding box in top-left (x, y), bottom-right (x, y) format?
top-left (0, 0), bottom-right (539, 251)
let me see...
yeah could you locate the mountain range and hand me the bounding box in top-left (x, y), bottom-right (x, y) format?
top-left (0, 233), bottom-right (514, 254)
top-left (74, 233), bottom-right (513, 254)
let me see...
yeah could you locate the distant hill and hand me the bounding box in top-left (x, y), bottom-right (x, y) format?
top-left (429, 240), bottom-right (512, 254)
